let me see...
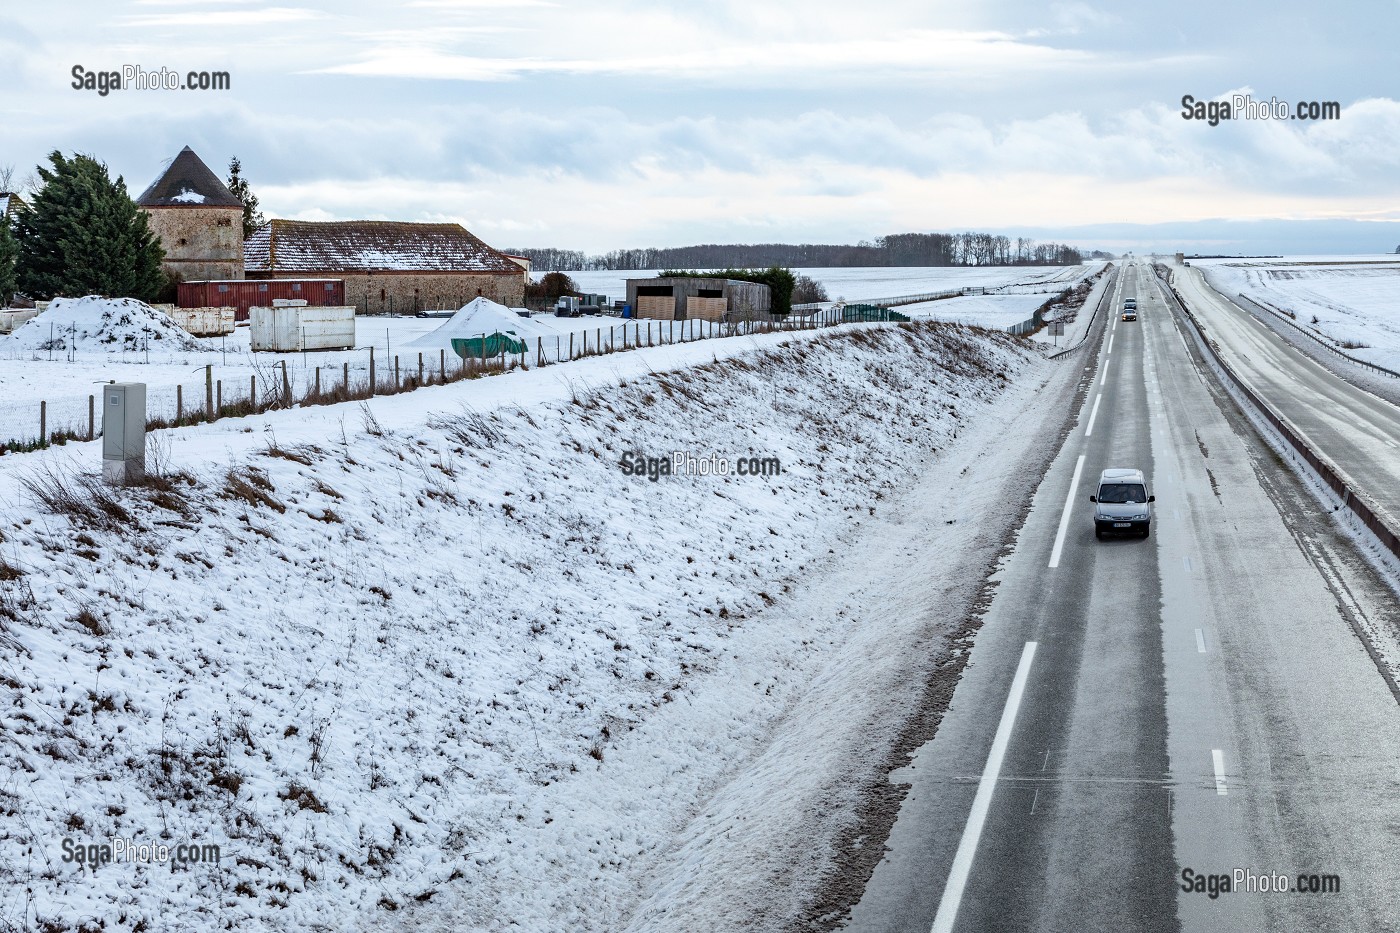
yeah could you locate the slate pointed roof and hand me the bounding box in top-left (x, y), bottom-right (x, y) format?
top-left (243, 220), bottom-right (524, 275)
top-left (136, 146), bottom-right (243, 209)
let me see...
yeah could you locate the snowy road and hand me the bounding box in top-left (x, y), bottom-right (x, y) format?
top-left (844, 263), bottom-right (1400, 931)
top-left (1173, 266), bottom-right (1400, 533)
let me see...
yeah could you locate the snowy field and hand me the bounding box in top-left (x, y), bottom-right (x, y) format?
top-left (567, 264), bottom-right (1102, 305)
top-left (0, 319), bottom-right (1041, 931)
top-left (0, 303), bottom-right (735, 446)
top-left (898, 293), bottom-right (1050, 327)
top-left (1193, 255), bottom-right (1400, 370)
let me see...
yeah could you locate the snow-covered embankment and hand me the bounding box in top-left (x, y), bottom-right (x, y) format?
top-left (0, 322), bottom-right (1053, 931)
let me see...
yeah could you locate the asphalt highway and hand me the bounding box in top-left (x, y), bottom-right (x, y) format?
top-left (843, 262), bottom-right (1400, 933)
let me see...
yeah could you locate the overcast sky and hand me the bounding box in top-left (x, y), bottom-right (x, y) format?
top-left (2, 1), bottom-right (1398, 253)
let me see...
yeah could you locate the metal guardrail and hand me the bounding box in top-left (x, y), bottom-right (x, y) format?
top-left (1230, 291), bottom-right (1400, 380)
top-left (1046, 268), bottom-right (1115, 359)
top-left (1154, 265), bottom-right (1400, 564)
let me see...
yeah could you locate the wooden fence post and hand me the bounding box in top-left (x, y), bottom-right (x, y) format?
top-left (440, 348), bottom-right (446, 382)
top-left (205, 365), bottom-right (214, 420)
top-left (343, 362), bottom-right (350, 397)
top-left (177, 384), bottom-right (183, 422)
top-left (281, 360), bottom-right (291, 407)
top-left (538, 337), bottom-right (544, 367)
top-left (250, 375), bottom-right (256, 412)
top-left (216, 380), bottom-right (223, 418)
top-left (369, 347), bottom-right (376, 396)
top-left (39, 401), bottom-right (46, 447)
top-left (88, 395), bottom-right (95, 441)
top-left (417, 352), bottom-right (423, 386)
top-left (569, 333), bottom-right (574, 360)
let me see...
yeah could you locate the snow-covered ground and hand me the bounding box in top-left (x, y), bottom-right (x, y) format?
top-left (1193, 256), bottom-right (1400, 370)
top-left (0, 303), bottom-right (741, 447)
top-left (0, 318), bottom-right (1042, 931)
top-left (898, 292), bottom-right (1049, 327)
top-left (567, 264), bottom-right (1102, 306)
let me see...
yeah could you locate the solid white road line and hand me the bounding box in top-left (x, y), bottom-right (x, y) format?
top-left (1048, 454), bottom-right (1087, 569)
top-left (1195, 628), bottom-right (1207, 653)
top-left (1085, 394), bottom-right (1103, 437)
top-left (1212, 749), bottom-right (1228, 796)
top-left (929, 641), bottom-right (1039, 933)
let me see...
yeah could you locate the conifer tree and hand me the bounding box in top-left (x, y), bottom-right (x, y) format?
top-left (0, 216), bottom-right (17, 305)
top-left (15, 151), bottom-right (166, 301)
top-left (227, 156), bottom-right (264, 240)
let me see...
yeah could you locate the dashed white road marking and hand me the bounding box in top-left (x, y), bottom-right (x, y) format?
top-left (1184, 555), bottom-right (1193, 573)
top-left (1107, 333), bottom-right (1115, 354)
top-left (1101, 363), bottom-right (1109, 386)
top-left (930, 641), bottom-right (1039, 933)
top-left (1212, 749), bottom-right (1228, 796)
top-left (1049, 455), bottom-right (1087, 569)
top-left (1085, 394), bottom-right (1103, 437)
top-left (1195, 628), bottom-right (1207, 653)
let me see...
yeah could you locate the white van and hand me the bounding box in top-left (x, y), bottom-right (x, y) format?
top-left (1090, 468), bottom-right (1155, 539)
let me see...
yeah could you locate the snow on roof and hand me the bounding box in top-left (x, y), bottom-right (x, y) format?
top-left (404, 297), bottom-right (550, 350)
top-left (3, 296), bottom-right (204, 353)
top-left (136, 146), bottom-right (243, 209)
top-left (244, 220), bottom-right (523, 275)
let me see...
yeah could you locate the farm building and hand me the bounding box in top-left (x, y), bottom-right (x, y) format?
top-left (0, 191), bottom-right (25, 219)
top-left (177, 279), bottom-right (345, 322)
top-left (244, 220), bottom-right (526, 314)
top-left (136, 146), bottom-right (245, 282)
top-left (625, 276), bottom-right (771, 322)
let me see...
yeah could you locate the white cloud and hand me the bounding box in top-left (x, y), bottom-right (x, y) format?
top-left (120, 5), bottom-right (322, 26)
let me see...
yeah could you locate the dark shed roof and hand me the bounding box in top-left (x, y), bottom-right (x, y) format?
top-left (243, 220), bottom-right (523, 275)
top-left (136, 146), bottom-right (243, 209)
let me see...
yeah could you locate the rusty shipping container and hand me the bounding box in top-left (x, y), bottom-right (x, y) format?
top-left (178, 279), bottom-right (344, 322)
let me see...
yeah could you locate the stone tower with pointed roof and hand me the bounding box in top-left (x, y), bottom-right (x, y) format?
top-left (137, 146), bottom-right (245, 282)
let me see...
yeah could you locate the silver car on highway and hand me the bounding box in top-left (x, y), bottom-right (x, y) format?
top-left (1090, 468), bottom-right (1155, 539)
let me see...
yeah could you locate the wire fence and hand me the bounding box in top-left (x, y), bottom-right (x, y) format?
top-left (1, 308), bottom-right (849, 454)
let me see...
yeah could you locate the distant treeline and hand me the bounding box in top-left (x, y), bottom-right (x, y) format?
top-left (507, 233), bottom-right (1086, 271)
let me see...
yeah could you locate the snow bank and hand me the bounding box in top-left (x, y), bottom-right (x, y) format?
top-left (4, 295), bottom-right (203, 353)
top-left (405, 297), bottom-right (549, 350)
top-left (1198, 259), bottom-right (1400, 370)
top-left (0, 322), bottom-right (1037, 931)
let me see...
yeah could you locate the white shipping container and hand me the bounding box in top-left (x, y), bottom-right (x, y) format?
top-left (168, 306), bottom-right (236, 337)
top-left (250, 306), bottom-right (356, 352)
top-left (0, 309), bottom-right (39, 334)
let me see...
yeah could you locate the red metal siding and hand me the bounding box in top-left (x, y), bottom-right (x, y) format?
top-left (178, 279), bottom-right (344, 322)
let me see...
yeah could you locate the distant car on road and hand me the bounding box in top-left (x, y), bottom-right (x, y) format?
top-left (1090, 468), bottom-right (1154, 539)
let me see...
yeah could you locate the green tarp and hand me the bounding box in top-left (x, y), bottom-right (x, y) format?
top-left (451, 332), bottom-right (528, 360)
top-left (842, 304), bottom-right (911, 323)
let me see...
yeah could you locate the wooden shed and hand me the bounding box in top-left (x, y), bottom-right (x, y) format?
top-left (625, 277), bottom-right (771, 322)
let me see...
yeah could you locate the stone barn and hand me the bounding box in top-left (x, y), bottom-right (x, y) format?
top-left (136, 146), bottom-right (244, 282)
top-left (243, 220), bottom-right (526, 314)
